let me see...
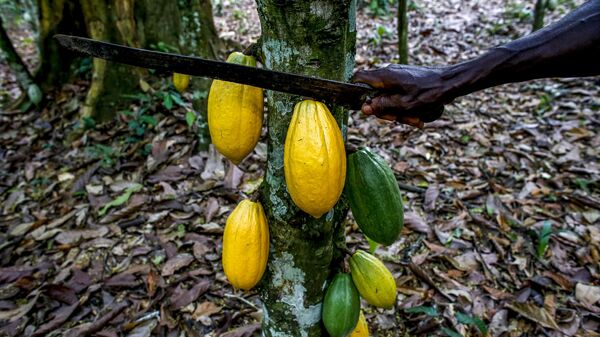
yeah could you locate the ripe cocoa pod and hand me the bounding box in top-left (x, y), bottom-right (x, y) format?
top-left (208, 52), bottom-right (263, 164)
top-left (172, 72), bottom-right (190, 93)
top-left (222, 199), bottom-right (269, 290)
top-left (350, 311), bottom-right (369, 337)
top-left (284, 100), bottom-right (346, 218)
top-left (349, 250), bottom-right (397, 309)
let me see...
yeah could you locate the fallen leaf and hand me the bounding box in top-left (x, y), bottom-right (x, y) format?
top-left (45, 284), bottom-right (78, 304)
top-left (55, 227), bottom-right (109, 245)
top-left (192, 301), bottom-right (221, 320)
top-left (125, 318), bottom-right (157, 337)
top-left (0, 266), bottom-right (36, 284)
top-left (67, 269), bottom-right (93, 292)
top-left (98, 183), bottom-right (143, 216)
top-left (423, 184), bottom-right (439, 211)
top-left (99, 194), bottom-right (147, 224)
top-left (170, 280), bottom-right (210, 310)
top-left (224, 164), bottom-right (244, 189)
top-left (31, 302), bottom-right (79, 337)
top-left (0, 291), bottom-right (39, 322)
top-left (9, 222), bottom-right (35, 236)
top-left (220, 323), bottom-right (261, 337)
top-left (507, 302), bottom-right (562, 331)
top-left (105, 273), bottom-right (139, 288)
top-left (148, 165), bottom-right (186, 183)
top-left (575, 283), bottom-right (600, 306)
top-left (403, 212), bottom-right (430, 234)
top-left (161, 253), bottom-right (194, 276)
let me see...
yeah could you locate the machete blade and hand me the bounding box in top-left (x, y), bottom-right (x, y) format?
top-left (55, 34), bottom-right (374, 110)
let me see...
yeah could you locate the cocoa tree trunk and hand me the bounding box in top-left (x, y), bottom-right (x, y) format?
top-left (398, 0), bottom-right (409, 64)
top-left (255, 1), bottom-right (356, 336)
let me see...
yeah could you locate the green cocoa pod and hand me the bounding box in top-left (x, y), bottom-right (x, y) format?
top-left (345, 147), bottom-right (404, 245)
top-left (322, 273), bottom-right (360, 337)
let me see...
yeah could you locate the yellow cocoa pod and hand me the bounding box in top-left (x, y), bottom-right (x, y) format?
top-left (208, 52), bottom-right (263, 164)
top-left (350, 311), bottom-right (369, 337)
top-left (349, 250), bottom-right (397, 309)
top-left (172, 72), bottom-right (190, 93)
top-left (283, 100), bottom-right (346, 218)
top-left (222, 199), bottom-right (270, 290)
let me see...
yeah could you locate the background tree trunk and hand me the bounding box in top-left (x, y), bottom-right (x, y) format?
top-left (255, 0), bottom-right (356, 336)
top-left (35, 0), bottom-right (221, 123)
top-left (398, 0), bottom-right (409, 64)
top-left (36, 0), bottom-right (83, 89)
top-left (177, 0), bottom-right (223, 150)
top-left (0, 16), bottom-right (39, 101)
top-left (533, 0), bottom-right (546, 31)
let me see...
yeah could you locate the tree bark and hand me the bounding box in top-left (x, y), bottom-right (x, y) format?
top-left (35, 0), bottom-right (222, 123)
top-left (177, 0), bottom-right (223, 150)
top-left (255, 1), bottom-right (356, 336)
top-left (0, 17), bottom-right (37, 96)
top-left (36, 0), bottom-right (83, 89)
top-left (533, 0), bottom-right (546, 31)
top-left (398, 0), bottom-right (409, 64)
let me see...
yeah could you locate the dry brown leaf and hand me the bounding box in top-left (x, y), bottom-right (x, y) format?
top-left (161, 253), bottom-right (194, 276)
top-left (575, 283), bottom-right (600, 306)
top-left (220, 323), bottom-right (261, 337)
top-left (192, 301), bottom-right (221, 320)
top-left (507, 302), bottom-right (562, 331)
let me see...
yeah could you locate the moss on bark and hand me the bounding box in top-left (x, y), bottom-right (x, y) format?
top-left (255, 1), bottom-right (357, 336)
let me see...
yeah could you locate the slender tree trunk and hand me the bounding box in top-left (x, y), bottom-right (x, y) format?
top-left (255, 1), bottom-right (356, 336)
top-left (398, 0), bottom-right (409, 64)
top-left (178, 0), bottom-right (223, 150)
top-left (0, 17), bottom-right (37, 96)
top-left (533, 0), bottom-right (546, 31)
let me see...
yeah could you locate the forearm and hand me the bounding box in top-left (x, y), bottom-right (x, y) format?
top-left (444, 0), bottom-right (600, 100)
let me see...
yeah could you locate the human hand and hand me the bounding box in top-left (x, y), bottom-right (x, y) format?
top-left (352, 64), bottom-right (453, 127)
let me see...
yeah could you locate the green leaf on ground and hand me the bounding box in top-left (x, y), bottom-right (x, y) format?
top-left (98, 183), bottom-right (143, 216)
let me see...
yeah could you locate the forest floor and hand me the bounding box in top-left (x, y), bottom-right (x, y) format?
top-left (1, 0), bottom-right (600, 336)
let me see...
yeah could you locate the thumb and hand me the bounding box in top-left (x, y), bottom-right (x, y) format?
top-left (351, 69), bottom-right (386, 89)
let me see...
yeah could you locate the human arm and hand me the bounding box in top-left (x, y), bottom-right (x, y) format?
top-left (352, 0), bottom-right (600, 127)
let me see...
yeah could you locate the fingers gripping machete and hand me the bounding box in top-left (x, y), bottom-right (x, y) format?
top-left (54, 35), bottom-right (375, 110)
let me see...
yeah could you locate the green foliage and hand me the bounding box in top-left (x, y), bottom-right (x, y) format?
top-left (98, 183), bottom-right (143, 216)
top-left (366, 236), bottom-right (378, 253)
top-left (87, 144), bottom-right (119, 168)
top-left (537, 93), bottom-right (553, 113)
top-left (404, 305), bottom-right (439, 316)
top-left (186, 110), bottom-right (197, 129)
top-left (364, 0), bottom-right (396, 17)
top-left (441, 327), bottom-right (463, 337)
top-left (455, 312), bottom-right (488, 335)
top-left (369, 24), bottom-right (392, 48)
top-left (74, 57), bottom-right (93, 75)
top-left (82, 117), bottom-right (96, 130)
top-left (574, 178), bottom-right (592, 193)
top-left (121, 108), bottom-right (157, 142)
top-left (504, 1), bottom-right (532, 23)
top-left (536, 220), bottom-right (553, 258)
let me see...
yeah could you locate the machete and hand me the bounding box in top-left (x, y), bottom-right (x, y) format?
top-left (54, 34), bottom-right (375, 110)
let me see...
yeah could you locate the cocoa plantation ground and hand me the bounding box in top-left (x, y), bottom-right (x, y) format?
top-left (1, 0), bottom-right (599, 336)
